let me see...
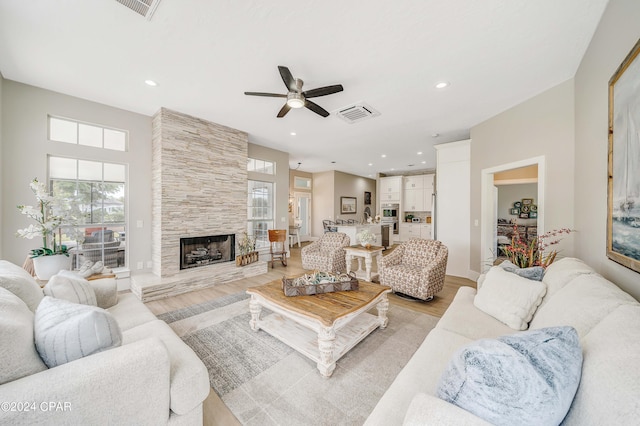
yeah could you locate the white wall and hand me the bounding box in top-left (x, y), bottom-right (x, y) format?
top-left (1, 80), bottom-right (153, 272)
top-left (311, 171), bottom-right (334, 237)
top-left (333, 171), bottom-right (376, 224)
top-left (574, 0), bottom-right (640, 299)
top-left (0, 74), bottom-right (4, 260)
top-left (470, 80), bottom-right (576, 273)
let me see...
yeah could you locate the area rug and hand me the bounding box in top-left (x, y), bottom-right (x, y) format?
top-left (158, 292), bottom-right (439, 426)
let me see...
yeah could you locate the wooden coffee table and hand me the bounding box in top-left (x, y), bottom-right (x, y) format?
top-left (246, 279), bottom-right (391, 378)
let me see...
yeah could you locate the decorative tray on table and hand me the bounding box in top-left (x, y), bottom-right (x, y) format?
top-left (282, 271), bottom-right (359, 296)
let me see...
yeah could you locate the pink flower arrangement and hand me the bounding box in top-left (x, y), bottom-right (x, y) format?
top-left (500, 223), bottom-right (573, 268)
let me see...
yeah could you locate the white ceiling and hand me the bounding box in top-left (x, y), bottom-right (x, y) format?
top-left (0, 0), bottom-right (609, 178)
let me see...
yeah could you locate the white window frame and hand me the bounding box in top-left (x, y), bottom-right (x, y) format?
top-left (48, 115), bottom-right (128, 152)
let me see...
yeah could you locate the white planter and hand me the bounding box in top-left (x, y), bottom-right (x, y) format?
top-left (32, 254), bottom-right (72, 280)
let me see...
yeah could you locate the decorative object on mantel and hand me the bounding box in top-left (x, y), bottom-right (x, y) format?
top-left (357, 229), bottom-right (376, 248)
top-left (236, 231), bottom-right (258, 266)
top-left (499, 222), bottom-right (574, 268)
top-left (607, 38), bottom-right (640, 274)
top-left (16, 178), bottom-right (78, 280)
top-left (282, 271), bottom-right (358, 296)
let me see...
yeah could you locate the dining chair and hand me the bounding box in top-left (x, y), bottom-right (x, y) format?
top-left (268, 229), bottom-right (288, 268)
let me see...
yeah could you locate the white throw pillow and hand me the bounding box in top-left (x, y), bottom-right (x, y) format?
top-left (0, 287), bottom-right (47, 384)
top-left (34, 296), bottom-right (122, 368)
top-left (44, 274), bottom-right (97, 306)
top-left (57, 270), bottom-right (118, 308)
top-left (474, 266), bottom-right (546, 330)
top-left (0, 260), bottom-right (44, 312)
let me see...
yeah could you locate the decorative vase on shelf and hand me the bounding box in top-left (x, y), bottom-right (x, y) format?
top-left (32, 254), bottom-right (71, 280)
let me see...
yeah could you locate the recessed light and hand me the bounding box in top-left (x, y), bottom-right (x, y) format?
top-left (417, 151), bottom-right (423, 155)
top-left (381, 154), bottom-right (387, 158)
top-left (290, 132), bottom-right (296, 136)
top-left (435, 81), bottom-right (449, 89)
top-left (368, 163), bottom-right (373, 166)
top-left (432, 133), bottom-right (440, 138)
top-left (390, 168), bottom-right (395, 171)
top-left (421, 160), bottom-right (426, 164)
top-left (145, 79), bottom-right (158, 86)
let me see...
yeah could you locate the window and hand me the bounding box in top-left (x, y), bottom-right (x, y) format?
top-left (49, 116), bottom-right (127, 151)
top-left (49, 156), bottom-right (127, 270)
top-left (247, 180), bottom-right (274, 250)
top-left (247, 158), bottom-right (275, 174)
top-left (294, 176), bottom-right (311, 189)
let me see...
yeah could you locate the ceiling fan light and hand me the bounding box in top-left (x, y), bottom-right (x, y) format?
top-left (286, 92), bottom-right (305, 109)
top-left (287, 97), bottom-right (305, 109)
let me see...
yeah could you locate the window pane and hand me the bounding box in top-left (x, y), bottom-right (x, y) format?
top-left (264, 161), bottom-right (274, 174)
top-left (104, 163), bottom-right (125, 182)
top-left (102, 183), bottom-right (125, 223)
top-left (78, 160), bottom-right (103, 181)
top-left (49, 157), bottom-right (77, 179)
top-left (294, 177), bottom-right (311, 189)
top-left (79, 123), bottom-right (103, 148)
top-left (50, 117), bottom-right (77, 144)
top-left (247, 158), bottom-right (255, 171)
top-left (104, 129), bottom-right (126, 151)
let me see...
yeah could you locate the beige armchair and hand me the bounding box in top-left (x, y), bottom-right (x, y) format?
top-left (301, 232), bottom-right (350, 273)
top-left (379, 238), bottom-right (448, 301)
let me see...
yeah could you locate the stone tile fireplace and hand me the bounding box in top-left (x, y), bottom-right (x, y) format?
top-left (131, 108), bottom-right (267, 302)
top-left (180, 234), bottom-right (235, 270)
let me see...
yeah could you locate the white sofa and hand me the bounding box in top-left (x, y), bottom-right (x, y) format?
top-left (0, 260), bottom-right (210, 425)
top-left (365, 257), bottom-right (640, 425)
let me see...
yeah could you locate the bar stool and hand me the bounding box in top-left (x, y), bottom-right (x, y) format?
top-left (289, 225), bottom-right (301, 248)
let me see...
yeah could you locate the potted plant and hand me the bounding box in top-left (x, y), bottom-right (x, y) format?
top-left (500, 223), bottom-right (574, 268)
top-left (236, 231), bottom-right (258, 266)
top-left (16, 178), bottom-right (76, 279)
top-left (357, 229), bottom-right (377, 248)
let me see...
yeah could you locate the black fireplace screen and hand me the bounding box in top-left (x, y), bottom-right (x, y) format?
top-left (180, 234), bottom-right (235, 270)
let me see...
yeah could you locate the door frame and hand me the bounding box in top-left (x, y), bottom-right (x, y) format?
top-left (480, 156), bottom-right (545, 272)
top-left (293, 191), bottom-right (312, 242)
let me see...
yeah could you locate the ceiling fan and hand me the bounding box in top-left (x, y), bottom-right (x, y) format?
top-left (244, 66), bottom-right (344, 118)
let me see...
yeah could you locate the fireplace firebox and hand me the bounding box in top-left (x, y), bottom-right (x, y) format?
top-left (180, 234), bottom-right (235, 270)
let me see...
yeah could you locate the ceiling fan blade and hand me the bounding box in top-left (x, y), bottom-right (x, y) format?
top-left (278, 66), bottom-right (296, 91)
top-left (304, 100), bottom-right (330, 117)
top-left (277, 103), bottom-right (291, 118)
top-left (302, 84), bottom-right (344, 98)
top-left (244, 92), bottom-right (287, 98)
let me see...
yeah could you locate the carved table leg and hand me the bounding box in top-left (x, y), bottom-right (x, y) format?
top-left (249, 296), bottom-right (262, 331)
top-left (376, 294), bottom-right (389, 329)
top-left (317, 326), bottom-right (336, 378)
top-left (364, 254), bottom-right (373, 281)
top-left (346, 253), bottom-right (353, 275)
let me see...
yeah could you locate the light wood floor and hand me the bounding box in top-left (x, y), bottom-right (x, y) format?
top-left (144, 242), bottom-right (476, 426)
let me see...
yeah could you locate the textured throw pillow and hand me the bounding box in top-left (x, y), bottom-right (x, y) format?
top-left (498, 259), bottom-right (544, 281)
top-left (57, 270), bottom-right (118, 309)
top-left (34, 296), bottom-right (122, 368)
top-left (44, 274), bottom-right (97, 306)
top-left (437, 326), bottom-right (583, 426)
top-left (0, 287), bottom-right (48, 384)
top-left (474, 266), bottom-right (546, 330)
top-left (0, 260), bottom-right (44, 312)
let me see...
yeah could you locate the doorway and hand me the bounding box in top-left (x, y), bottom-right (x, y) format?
top-left (480, 156), bottom-right (545, 271)
top-left (294, 192), bottom-right (312, 242)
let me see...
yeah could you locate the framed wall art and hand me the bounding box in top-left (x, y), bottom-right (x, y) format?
top-left (340, 196), bottom-right (357, 214)
top-left (607, 38), bottom-right (640, 274)
top-left (364, 191), bottom-right (371, 205)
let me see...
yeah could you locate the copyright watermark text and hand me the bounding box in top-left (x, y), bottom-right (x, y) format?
top-left (1, 401), bottom-right (71, 412)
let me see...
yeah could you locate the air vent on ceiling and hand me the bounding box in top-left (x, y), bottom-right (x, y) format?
top-left (115, 0), bottom-right (161, 20)
top-left (333, 102), bottom-right (381, 124)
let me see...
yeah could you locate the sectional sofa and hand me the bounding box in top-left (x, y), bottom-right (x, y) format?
top-left (365, 257), bottom-right (640, 425)
top-left (0, 260), bottom-right (210, 425)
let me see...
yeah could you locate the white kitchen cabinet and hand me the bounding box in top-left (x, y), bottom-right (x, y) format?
top-left (403, 174), bottom-right (435, 211)
top-left (379, 176), bottom-right (402, 202)
top-left (420, 224), bottom-right (432, 239)
top-left (399, 222), bottom-right (422, 242)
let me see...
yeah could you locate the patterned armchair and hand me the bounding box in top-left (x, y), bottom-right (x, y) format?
top-left (301, 232), bottom-right (350, 273)
top-left (379, 238), bottom-right (448, 301)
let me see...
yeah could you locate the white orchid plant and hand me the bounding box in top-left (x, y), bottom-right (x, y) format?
top-left (357, 229), bottom-right (376, 245)
top-left (16, 178), bottom-right (76, 258)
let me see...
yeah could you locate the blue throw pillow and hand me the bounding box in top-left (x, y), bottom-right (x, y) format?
top-left (499, 259), bottom-right (545, 281)
top-left (437, 326), bottom-right (582, 426)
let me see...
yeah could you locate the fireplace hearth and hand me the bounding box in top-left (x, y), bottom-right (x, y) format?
top-left (180, 234), bottom-right (235, 270)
